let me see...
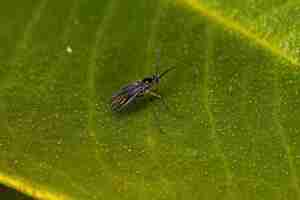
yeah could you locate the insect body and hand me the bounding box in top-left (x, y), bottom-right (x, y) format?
top-left (111, 67), bottom-right (175, 111)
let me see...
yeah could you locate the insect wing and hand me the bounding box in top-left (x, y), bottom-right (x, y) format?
top-left (111, 86), bottom-right (127, 98)
top-left (111, 94), bottom-right (129, 110)
top-left (117, 89), bottom-right (141, 111)
top-left (112, 82), bottom-right (138, 98)
top-left (111, 83), bottom-right (144, 111)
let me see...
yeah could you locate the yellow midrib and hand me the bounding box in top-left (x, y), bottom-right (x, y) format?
top-left (180, 0), bottom-right (299, 67)
top-left (0, 171), bottom-right (71, 200)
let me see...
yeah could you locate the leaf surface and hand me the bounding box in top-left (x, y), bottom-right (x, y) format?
top-left (1, 0), bottom-right (300, 199)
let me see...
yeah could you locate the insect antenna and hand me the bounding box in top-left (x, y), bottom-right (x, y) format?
top-left (155, 48), bottom-right (161, 76)
top-left (158, 66), bottom-right (175, 79)
top-left (154, 48), bottom-right (175, 79)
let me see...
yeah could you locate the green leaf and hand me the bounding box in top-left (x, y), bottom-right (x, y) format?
top-left (1, 0), bottom-right (300, 199)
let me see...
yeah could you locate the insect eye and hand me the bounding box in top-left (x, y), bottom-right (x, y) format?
top-left (142, 77), bottom-right (153, 83)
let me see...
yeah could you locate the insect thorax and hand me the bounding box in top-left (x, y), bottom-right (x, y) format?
top-left (142, 75), bottom-right (159, 84)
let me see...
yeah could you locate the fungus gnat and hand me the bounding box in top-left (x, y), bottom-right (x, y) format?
top-left (111, 67), bottom-right (175, 111)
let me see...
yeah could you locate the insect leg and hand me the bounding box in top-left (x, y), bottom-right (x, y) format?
top-left (155, 48), bottom-right (161, 76)
top-left (149, 91), bottom-right (161, 98)
top-left (151, 106), bottom-right (165, 134)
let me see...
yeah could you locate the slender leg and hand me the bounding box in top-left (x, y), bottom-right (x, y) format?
top-left (149, 91), bottom-right (161, 98)
top-left (151, 106), bottom-right (165, 134)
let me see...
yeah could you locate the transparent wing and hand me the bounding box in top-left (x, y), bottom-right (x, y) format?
top-left (111, 83), bottom-right (145, 111)
top-left (111, 81), bottom-right (140, 98)
top-left (117, 90), bottom-right (141, 111)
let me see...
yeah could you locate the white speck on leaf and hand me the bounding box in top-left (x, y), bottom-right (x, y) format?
top-left (66, 46), bottom-right (72, 54)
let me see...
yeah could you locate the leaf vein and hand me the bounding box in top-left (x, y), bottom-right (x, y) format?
top-left (0, 0), bottom-right (48, 91)
top-left (274, 74), bottom-right (300, 197)
top-left (87, 0), bottom-right (118, 149)
top-left (203, 25), bottom-right (236, 199)
top-left (14, 0), bottom-right (48, 53)
top-left (180, 0), bottom-right (299, 67)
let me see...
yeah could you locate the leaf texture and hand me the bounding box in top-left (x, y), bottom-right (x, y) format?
top-left (0, 0), bottom-right (300, 199)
